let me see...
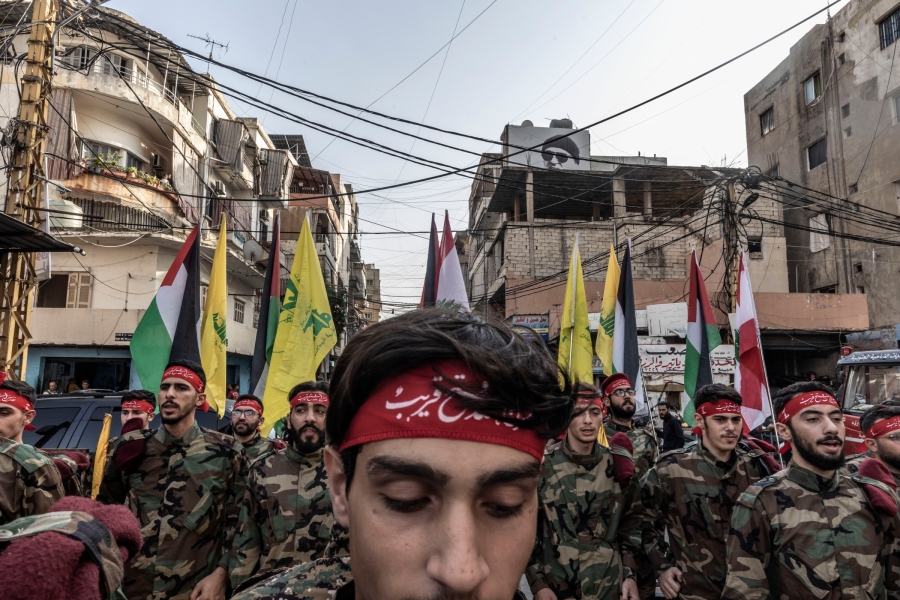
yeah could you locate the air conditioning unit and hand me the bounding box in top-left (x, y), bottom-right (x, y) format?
top-left (55, 46), bottom-right (67, 56)
top-left (152, 154), bottom-right (167, 170)
top-left (211, 181), bottom-right (226, 197)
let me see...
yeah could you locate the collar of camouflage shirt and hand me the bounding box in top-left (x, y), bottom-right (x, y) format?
top-left (562, 435), bottom-right (604, 466)
top-left (285, 444), bottom-right (324, 465)
top-left (155, 421), bottom-right (202, 446)
top-left (786, 463), bottom-right (840, 493)
top-left (697, 439), bottom-right (741, 472)
top-left (606, 420), bottom-right (634, 433)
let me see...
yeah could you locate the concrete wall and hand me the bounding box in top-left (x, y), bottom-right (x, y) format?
top-left (744, 0), bottom-right (900, 327)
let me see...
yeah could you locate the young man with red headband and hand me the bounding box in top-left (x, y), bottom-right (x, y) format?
top-left (723, 381), bottom-right (900, 599)
top-left (98, 359), bottom-right (248, 600)
top-left (231, 310), bottom-right (574, 600)
top-left (231, 394), bottom-right (277, 463)
top-left (600, 373), bottom-right (658, 600)
top-left (845, 400), bottom-right (900, 489)
top-left (120, 389), bottom-right (157, 430)
top-left (230, 380), bottom-right (334, 589)
top-left (527, 381), bottom-right (641, 600)
top-left (0, 379), bottom-right (65, 525)
top-left (641, 383), bottom-right (774, 600)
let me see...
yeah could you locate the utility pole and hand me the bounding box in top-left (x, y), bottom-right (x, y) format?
top-left (0, 0), bottom-right (58, 380)
top-left (723, 180), bottom-right (739, 314)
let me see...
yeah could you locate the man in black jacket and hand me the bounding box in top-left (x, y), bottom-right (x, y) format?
top-left (657, 401), bottom-right (686, 453)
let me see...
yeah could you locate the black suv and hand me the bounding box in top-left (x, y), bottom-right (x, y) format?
top-left (26, 391), bottom-right (233, 454)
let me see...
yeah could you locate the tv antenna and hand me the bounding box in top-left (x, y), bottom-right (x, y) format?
top-left (187, 33), bottom-right (229, 72)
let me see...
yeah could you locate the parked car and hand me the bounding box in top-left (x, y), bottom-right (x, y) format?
top-left (25, 391), bottom-right (233, 455)
top-left (838, 349), bottom-right (900, 455)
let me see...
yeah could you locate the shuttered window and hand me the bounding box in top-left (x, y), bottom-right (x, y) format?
top-left (65, 273), bottom-right (92, 308)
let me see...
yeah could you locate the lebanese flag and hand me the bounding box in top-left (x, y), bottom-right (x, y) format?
top-left (435, 211), bottom-right (469, 311)
top-left (612, 240), bottom-right (647, 415)
top-left (250, 212), bottom-right (281, 398)
top-left (419, 214), bottom-right (441, 308)
top-left (734, 251), bottom-right (772, 432)
top-left (130, 225), bottom-right (202, 392)
top-left (683, 249), bottom-right (722, 426)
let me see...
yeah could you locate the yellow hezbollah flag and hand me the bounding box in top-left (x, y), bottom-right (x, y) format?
top-left (559, 234), bottom-right (594, 384)
top-left (201, 215), bottom-right (229, 416)
top-left (595, 244), bottom-right (620, 376)
top-left (91, 413), bottom-right (112, 498)
top-left (262, 216), bottom-right (337, 435)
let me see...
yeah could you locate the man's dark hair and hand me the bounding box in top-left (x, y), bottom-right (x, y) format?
top-left (657, 401), bottom-right (671, 408)
top-left (328, 309), bottom-right (574, 488)
top-left (236, 393), bottom-right (263, 404)
top-left (288, 380), bottom-right (329, 400)
top-left (694, 384), bottom-right (742, 410)
top-left (121, 389), bottom-right (156, 407)
top-left (772, 380), bottom-right (836, 416)
top-left (164, 359), bottom-right (207, 386)
top-left (860, 404), bottom-right (900, 434)
top-left (0, 379), bottom-right (36, 404)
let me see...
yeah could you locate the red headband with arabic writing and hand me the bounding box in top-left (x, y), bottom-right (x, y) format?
top-left (692, 399), bottom-right (743, 436)
top-left (776, 391), bottom-right (840, 454)
top-left (866, 415), bottom-right (900, 440)
top-left (162, 366), bottom-right (205, 394)
top-left (576, 389), bottom-right (603, 408)
top-left (122, 400), bottom-right (155, 416)
top-left (0, 389), bottom-right (36, 430)
top-left (600, 373), bottom-right (632, 398)
top-left (339, 361), bottom-right (546, 462)
top-left (291, 392), bottom-right (329, 408)
top-left (234, 398), bottom-right (263, 414)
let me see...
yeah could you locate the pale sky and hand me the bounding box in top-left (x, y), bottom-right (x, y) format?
top-left (108, 0), bottom-right (850, 311)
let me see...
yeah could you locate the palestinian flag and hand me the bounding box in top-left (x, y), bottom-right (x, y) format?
top-left (683, 249), bottom-right (722, 426)
top-left (611, 240), bottom-right (647, 415)
top-left (251, 213), bottom-right (282, 398)
top-left (130, 226), bottom-right (202, 391)
top-left (419, 214), bottom-right (441, 308)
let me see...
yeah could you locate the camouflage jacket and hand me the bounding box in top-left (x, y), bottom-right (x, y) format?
top-left (97, 422), bottom-right (248, 600)
top-left (845, 451), bottom-right (900, 490)
top-left (230, 445), bottom-right (333, 589)
top-left (604, 419), bottom-right (658, 480)
top-left (242, 433), bottom-right (278, 465)
top-left (640, 440), bottom-right (770, 600)
top-left (0, 436), bottom-right (64, 525)
top-left (230, 554), bottom-right (529, 600)
top-left (722, 463), bottom-right (900, 600)
top-left (0, 509), bottom-right (128, 599)
top-left (526, 438), bottom-right (641, 600)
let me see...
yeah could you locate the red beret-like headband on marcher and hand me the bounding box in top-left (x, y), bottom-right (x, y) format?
top-left (233, 398), bottom-right (263, 414)
top-left (161, 366), bottom-right (205, 394)
top-left (866, 415), bottom-right (900, 440)
top-left (692, 399), bottom-right (743, 436)
top-left (776, 391), bottom-right (840, 454)
top-left (121, 400), bottom-right (155, 415)
top-left (290, 392), bottom-right (329, 408)
top-left (338, 361), bottom-right (546, 462)
top-left (0, 389), bottom-right (36, 430)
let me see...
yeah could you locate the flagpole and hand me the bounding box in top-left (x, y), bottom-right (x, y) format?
top-left (569, 234), bottom-right (578, 381)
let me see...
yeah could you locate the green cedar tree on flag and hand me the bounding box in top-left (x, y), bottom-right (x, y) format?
top-left (683, 249), bottom-right (722, 426)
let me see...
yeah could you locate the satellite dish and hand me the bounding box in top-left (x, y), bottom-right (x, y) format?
top-left (521, 120), bottom-right (533, 127)
top-left (243, 239), bottom-right (264, 263)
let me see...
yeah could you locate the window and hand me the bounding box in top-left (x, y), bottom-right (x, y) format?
top-left (838, 53), bottom-right (846, 66)
top-left (837, 31), bottom-right (846, 43)
top-left (100, 53), bottom-right (127, 77)
top-left (814, 285), bottom-right (837, 294)
top-left (842, 103), bottom-right (850, 118)
top-left (854, 263), bottom-right (863, 273)
top-left (880, 7), bottom-right (900, 49)
top-left (22, 406), bottom-right (82, 449)
top-left (66, 273), bottom-right (92, 308)
top-left (844, 126), bottom-right (852, 138)
top-left (759, 108), bottom-right (775, 136)
top-left (894, 94), bottom-right (900, 123)
top-left (765, 165), bottom-right (779, 178)
top-left (747, 238), bottom-right (763, 258)
top-left (200, 284), bottom-right (208, 309)
top-left (37, 274), bottom-right (70, 308)
top-left (857, 285), bottom-right (866, 294)
top-left (82, 140), bottom-right (142, 170)
top-left (809, 213), bottom-right (831, 253)
top-left (60, 46), bottom-right (93, 70)
top-left (803, 73), bottom-right (822, 104)
top-left (234, 299), bottom-right (245, 324)
top-left (807, 138), bottom-right (827, 170)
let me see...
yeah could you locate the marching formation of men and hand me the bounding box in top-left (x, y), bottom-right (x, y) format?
top-left (3, 310), bottom-right (900, 599)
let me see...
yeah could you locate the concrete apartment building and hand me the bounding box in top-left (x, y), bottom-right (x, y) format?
top-left (466, 122), bottom-right (868, 390)
top-left (744, 0), bottom-right (900, 344)
top-left (362, 263), bottom-right (382, 325)
top-left (0, 7), bottom-right (295, 392)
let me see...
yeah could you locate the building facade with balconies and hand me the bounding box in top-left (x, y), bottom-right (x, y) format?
top-left (0, 7), bottom-right (294, 393)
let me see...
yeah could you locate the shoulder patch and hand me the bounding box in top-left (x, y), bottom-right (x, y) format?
top-left (202, 428), bottom-right (238, 450)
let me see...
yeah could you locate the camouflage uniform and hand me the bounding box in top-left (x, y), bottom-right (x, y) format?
top-left (230, 445), bottom-right (333, 589)
top-left (640, 440), bottom-right (770, 600)
top-left (241, 433), bottom-right (277, 464)
top-left (604, 419), bottom-right (658, 599)
top-left (98, 422), bottom-right (248, 600)
top-left (526, 439), bottom-right (641, 599)
top-left (230, 554), bottom-right (529, 600)
top-left (722, 463), bottom-right (900, 600)
top-left (0, 436), bottom-right (64, 525)
top-left (0, 510), bottom-right (128, 600)
top-left (845, 451), bottom-right (900, 490)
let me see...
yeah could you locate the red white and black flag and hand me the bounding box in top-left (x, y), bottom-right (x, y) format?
top-left (419, 214), bottom-right (440, 308)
